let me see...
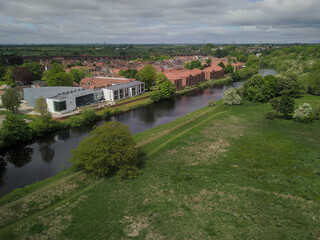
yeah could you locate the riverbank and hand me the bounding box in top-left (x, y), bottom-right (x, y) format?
top-left (1, 96), bottom-right (320, 239)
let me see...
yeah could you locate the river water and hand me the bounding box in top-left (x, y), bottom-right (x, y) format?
top-left (0, 69), bottom-right (275, 197)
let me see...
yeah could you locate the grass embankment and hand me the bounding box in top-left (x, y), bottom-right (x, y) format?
top-left (1, 97), bottom-right (320, 239)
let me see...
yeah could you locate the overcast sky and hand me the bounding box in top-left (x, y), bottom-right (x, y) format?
top-left (0, 0), bottom-right (319, 44)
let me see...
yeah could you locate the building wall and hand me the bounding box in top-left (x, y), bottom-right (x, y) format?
top-left (46, 97), bottom-right (77, 114)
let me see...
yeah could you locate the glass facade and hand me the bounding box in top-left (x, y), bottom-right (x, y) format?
top-left (53, 101), bottom-right (67, 112)
top-left (76, 93), bottom-right (94, 107)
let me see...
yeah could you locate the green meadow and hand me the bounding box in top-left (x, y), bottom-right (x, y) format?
top-left (1, 97), bottom-right (320, 239)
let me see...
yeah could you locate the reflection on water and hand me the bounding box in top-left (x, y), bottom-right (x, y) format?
top-left (0, 72), bottom-right (275, 197)
top-left (6, 147), bottom-right (33, 168)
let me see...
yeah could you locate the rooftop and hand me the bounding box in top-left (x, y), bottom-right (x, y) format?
top-left (105, 81), bottom-right (144, 91)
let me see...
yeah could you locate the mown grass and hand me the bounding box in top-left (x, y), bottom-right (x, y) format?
top-left (1, 97), bottom-right (320, 239)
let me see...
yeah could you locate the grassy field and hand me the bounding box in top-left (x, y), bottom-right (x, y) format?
top-left (1, 97), bottom-right (320, 239)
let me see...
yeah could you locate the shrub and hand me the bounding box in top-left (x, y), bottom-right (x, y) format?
top-left (312, 106), bottom-right (320, 120)
top-left (1, 88), bottom-right (21, 113)
top-left (113, 108), bottom-right (123, 115)
top-left (102, 107), bottom-right (112, 118)
top-left (81, 108), bottom-right (98, 125)
top-left (208, 99), bottom-right (216, 107)
top-left (223, 88), bottom-right (242, 105)
top-left (293, 103), bottom-right (313, 123)
top-left (68, 115), bottom-right (84, 127)
top-left (265, 111), bottom-right (278, 120)
top-left (70, 121), bottom-right (139, 178)
top-left (29, 119), bottom-right (62, 137)
top-left (150, 90), bottom-right (162, 102)
top-left (279, 96), bottom-right (295, 119)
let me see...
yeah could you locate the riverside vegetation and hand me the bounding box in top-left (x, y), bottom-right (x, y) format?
top-left (0, 94), bottom-right (320, 239)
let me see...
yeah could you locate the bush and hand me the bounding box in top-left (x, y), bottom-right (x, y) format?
top-left (293, 103), bottom-right (313, 123)
top-left (70, 121), bottom-right (139, 178)
top-left (81, 108), bottom-right (98, 125)
top-left (208, 99), bottom-right (216, 107)
top-left (312, 106), bottom-right (320, 120)
top-left (265, 111), bottom-right (278, 120)
top-left (29, 119), bottom-right (62, 137)
top-left (68, 115), bottom-right (84, 127)
top-left (150, 90), bottom-right (162, 102)
top-left (279, 96), bottom-right (295, 119)
top-left (102, 107), bottom-right (112, 118)
top-left (160, 80), bottom-right (176, 100)
top-left (223, 88), bottom-right (242, 105)
top-left (0, 114), bottom-right (32, 148)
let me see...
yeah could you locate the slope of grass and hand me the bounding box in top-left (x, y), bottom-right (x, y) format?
top-left (1, 97), bottom-right (320, 239)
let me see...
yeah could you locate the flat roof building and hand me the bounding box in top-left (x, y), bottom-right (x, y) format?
top-left (103, 81), bottom-right (145, 102)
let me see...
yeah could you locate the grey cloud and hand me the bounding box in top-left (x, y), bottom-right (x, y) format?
top-left (0, 0), bottom-right (319, 44)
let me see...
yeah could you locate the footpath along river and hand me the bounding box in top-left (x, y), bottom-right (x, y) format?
top-left (0, 69), bottom-right (277, 197)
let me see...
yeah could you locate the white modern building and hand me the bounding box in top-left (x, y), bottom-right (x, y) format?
top-left (46, 89), bottom-right (104, 114)
top-left (103, 81), bottom-right (145, 102)
top-left (23, 81), bottom-right (145, 114)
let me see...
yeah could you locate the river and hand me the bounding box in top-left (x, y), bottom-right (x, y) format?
top-left (0, 69), bottom-right (275, 197)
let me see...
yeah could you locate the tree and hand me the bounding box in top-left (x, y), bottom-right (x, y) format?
top-left (69, 69), bottom-right (86, 84)
top-left (0, 66), bottom-right (6, 80)
top-left (225, 63), bottom-right (234, 74)
top-left (218, 61), bottom-right (225, 69)
top-left (223, 88), bottom-right (242, 105)
top-left (190, 60), bottom-right (202, 70)
top-left (45, 72), bottom-right (73, 86)
top-left (1, 88), bottom-right (20, 113)
top-left (35, 96), bottom-right (51, 122)
top-left (0, 114), bottom-right (32, 148)
top-left (184, 62), bottom-right (191, 70)
top-left (279, 95), bottom-right (295, 119)
top-left (70, 121), bottom-right (139, 179)
top-left (160, 80), bottom-right (176, 100)
top-left (293, 103), bottom-right (313, 122)
top-left (150, 90), bottom-right (162, 102)
top-left (155, 72), bottom-right (168, 87)
top-left (205, 59), bottom-right (212, 66)
top-left (135, 64), bottom-right (156, 90)
top-left (21, 62), bottom-right (44, 81)
top-left (231, 70), bottom-right (241, 82)
top-left (12, 66), bottom-right (32, 85)
top-left (246, 54), bottom-right (259, 67)
top-left (4, 67), bottom-right (14, 86)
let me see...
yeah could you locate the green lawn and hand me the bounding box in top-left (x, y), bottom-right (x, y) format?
top-left (1, 97), bottom-right (320, 239)
top-left (0, 81), bottom-right (7, 86)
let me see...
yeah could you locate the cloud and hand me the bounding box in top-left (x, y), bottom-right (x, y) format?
top-left (0, 0), bottom-right (319, 44)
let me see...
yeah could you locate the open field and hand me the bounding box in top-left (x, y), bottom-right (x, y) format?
top-left (1, 97), bottom-right (320, 239)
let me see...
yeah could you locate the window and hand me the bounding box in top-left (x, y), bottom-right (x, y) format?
top-left (114, 95), bottom-right (118, 100)
top-left (125, 88), bottom-right (129, 97)
top-left (141, 84), bottom-right (144, 92)
top-left (132, 87), bottom-right (136, 96)
top-left (76, 93), bottom-right (94, 107)
top-left (94, 91), bottom-right (104, 101)
top-left (53, 101), bottom-right (67, 112)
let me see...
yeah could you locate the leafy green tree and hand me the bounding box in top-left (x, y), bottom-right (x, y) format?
top-left (246, 54), bottom-right (259, 67)
top-left (225, 63), bottom-right (234, 74)
top-left (135, 64), bottom-right (156, 90)
top-left (190, 60), bottom-right (202, 70)
top-left (45, 72), bottom-right (73, 86)
top-left (150, 90), bottom-right (162, 102)
top-left (218, 61), bottom-right (225, 69)
top-left (0, 66), bottom-right (6, 80)
top-left (156, 72), bottom-right (168, 87)
top-left (279, 95), bottom-right (295, 119)
top-left (243, 74), bottom-right (278, 103)
top-left (205, 59), bottom-right (212, 66)
top-left (35, 96), bottom-right (51, 122)
top-left (21, 62), bottom-right (44, 81)
top-left (160, 80), bottom-right (176, 100)
top-left (0, 114), bottom-right (32, 148)
top-left (70, 121), bottom-right (139, 179)
top-left (1, 88), bottom-right (20, 113)
top-left (69, 69), bottom-right (86, 84)
top-left (184, 62), bottom-right (191, 70)
top-left (231, 70), bottom-right (241, 82)
top-left (4, 67), bottom-right (15, 86)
